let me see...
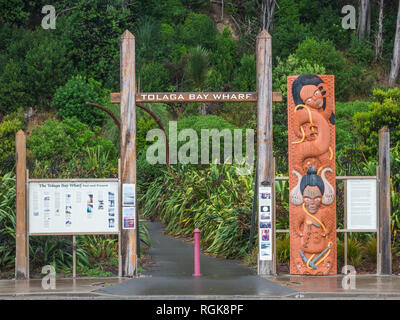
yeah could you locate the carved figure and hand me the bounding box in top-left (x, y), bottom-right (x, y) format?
top-left (288, 74), bottom-right (336, 275)
top-left (291, 75), bottom-right (335, 171)
top-left (290, 168), bottom-right (335, 273)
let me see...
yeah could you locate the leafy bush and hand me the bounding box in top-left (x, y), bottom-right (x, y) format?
top-left (0, 112), bottom-right (26, 173)
top-left (354, 88), bottom-right (400, 158)
top-left (232, 54), bottom-right (256, 92)
top-left (0, 29), bottom-right (73, 111)
top-left (364, 235), bottom-right (377, 263)
top-left (209, 27), bottom-right (238, 87)
top-left (294, 38), bottom-right (348, 99)
top-left (337, 237), bottom-right (363, 268)
top-left (335, 100), bottom-right (370, 154)
top-left (276, 233), bottom-right (290, 264)
top-left (181, 13), bottom-right (217, 49)
top-left (184, 46), bottom-right (209, 90)
top-left (0, 172), bottom-right (16, 270)
top-left (0, 59), bottom-right (31, 113)
top-left (139, 61), bottom-right (170, 92)
top-left (24, 32), bottom-right (73, 109)
top-left (28, 118), bottom-right (118, 178)
top-left (52, 76), bottom-right (107, 127)
top-left (60, 0), bottom-right (133, 88)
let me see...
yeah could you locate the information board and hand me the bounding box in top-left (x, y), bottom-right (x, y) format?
top-left (347, 179), bottom-right (377, 230)
top-left (259, 186), bottom-right (272, 261)
top-left (28, 181), bottom-right (119, 234)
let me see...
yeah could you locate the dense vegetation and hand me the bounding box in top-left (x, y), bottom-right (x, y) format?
top-left (0, 0), bottom-right (400, 276)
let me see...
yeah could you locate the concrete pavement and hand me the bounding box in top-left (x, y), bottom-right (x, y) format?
top-left (1, 221), bottom-right (400, 299)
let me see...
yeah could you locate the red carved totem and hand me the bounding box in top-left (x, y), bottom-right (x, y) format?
top-left (287, 75), bottom-right (337, 275)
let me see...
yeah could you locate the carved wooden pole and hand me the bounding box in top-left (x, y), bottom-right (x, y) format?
top-left (120, 30), bottom-right (137, 277)
top-left (378, 127), bottom-right (391, 274)
top-left (15, 130), bottom-right (28, 279)
top-left (256, 29), bottom-right (274, 275)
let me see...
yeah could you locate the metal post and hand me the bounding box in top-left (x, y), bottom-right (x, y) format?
top-left (120, 30), bottom-right (137, 277)
top-left (15, 130), bottom-right (28, 280)
top-left (193, 229), bottom-right (202, 276)
top-left (256, 29), bottom-right (274, 275)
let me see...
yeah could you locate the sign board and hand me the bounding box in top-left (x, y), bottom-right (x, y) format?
top-left (259, 186), bottom-right (272, 261)
top-left (347, 179), bottom-right (377, 230)
top-left (28, 181), bottom-right (119, 234)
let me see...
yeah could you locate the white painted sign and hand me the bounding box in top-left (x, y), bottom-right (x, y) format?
top-left (347, 179), bottom-right (377, 230)
top-left (28, 181), bottom-right (119, 234)
top-left (259, 186), bottom-right (272, 261)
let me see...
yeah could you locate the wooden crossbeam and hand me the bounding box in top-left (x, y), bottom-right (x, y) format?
top-left (110, 91), bottom-right (282, 104)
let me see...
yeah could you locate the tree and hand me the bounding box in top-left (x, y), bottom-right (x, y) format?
top-left (357, 0), bottom-right (371, 40)
top-left (184, 46), bottom-right (209, 115)
top-left (257, 0), bottom-right (277, 32)
top-left (389, 0), bottom-right (400, 87)
top-left (374, 0), bottom-right (384, 61)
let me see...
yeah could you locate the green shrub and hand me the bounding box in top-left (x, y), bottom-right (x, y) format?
top-left (60, 0), bottom-right (133, 88)
top-left (276, 234), bottom-right (290, 264)
top-left (0, 113), bottom-right (26, 173)
top-left (347, 34), bottom-right (375, 67)
top-left (209, 27), bottom-right (238, 87)
top-left (336, 100), bottom-right (370, 151)
top-left (139, 62), bottom-right (170, 92)
top-left (52, 76), bottom-right (107, 127)
top-left (294, 38), bottom-right (348, 99)
top-left (24, 32), bottom-right (73, 109)
top-left (364, 236), bottom-right (377, 263)
top-left (354, 88), bottom-right (400, 158)
top-left (184, 46), bottom-right (209, 90)
top-left (338, 237), bottom-right (363, 268)
top-left (232, 54), bottom-right (256, 92)
top-left (0, 172), bottom-right (16, 270)
top-left (28, 118), bottom-right (117, 178)
top-left (181, 13), bottom-right (217, 49)
top-left (0, 59), bottom-right (32, 113)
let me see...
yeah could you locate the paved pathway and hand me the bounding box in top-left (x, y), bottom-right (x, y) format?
top-left (96, 221), bottom-right (295, 297)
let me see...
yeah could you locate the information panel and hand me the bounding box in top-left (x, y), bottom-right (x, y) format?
top-left (259, 186), bottom-right (272, 261)
top-left (28, 181), bottom-right (119, 234)
top-left (347, 179), bottom-right (377, 230)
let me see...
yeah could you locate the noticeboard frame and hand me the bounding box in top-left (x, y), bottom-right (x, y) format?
top-left (24, 160), bottom-right (122, 278)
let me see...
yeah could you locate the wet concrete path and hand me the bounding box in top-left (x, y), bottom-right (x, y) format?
top-left (96, 221), bottom-right (295, 297)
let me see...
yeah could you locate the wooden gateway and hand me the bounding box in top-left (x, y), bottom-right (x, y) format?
top-left (287, 75), bottom-right (337, 275)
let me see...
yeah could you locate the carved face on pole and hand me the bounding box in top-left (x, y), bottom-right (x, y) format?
top-left (303, 185), bottom-right (322, 214)
top-left (299, 85), bottom-right (325, 109)
top-left (289, 167), bottom-right (335, 207)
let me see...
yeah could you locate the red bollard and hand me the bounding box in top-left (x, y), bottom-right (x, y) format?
top-left (193, 228), bottom-right (202, 276)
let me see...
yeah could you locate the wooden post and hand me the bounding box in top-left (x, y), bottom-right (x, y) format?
top-left (378, 127), bottom-right (391, 274)
top-left (15, 130), bottom-right (28, 280)
top-left (256, 29), bottom-right (274, 275)
top-left (344, 180), bottom-right (348, 268)
top-left (120, 30), bottom-right (137, 277)
top-left (72, 235), bottom-right (76, 278)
